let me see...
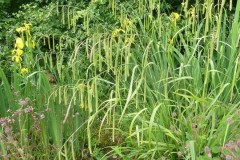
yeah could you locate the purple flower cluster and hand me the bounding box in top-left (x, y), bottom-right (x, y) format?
top-left (18, 97), bottom-right (30, 106)
top-left (204, 146), bottom-right (212, 158)
top-left (219, 140), bottom-right (240, 160)
top-left (0, 97), bottom-right (46, 159)
top-left (0, 117), bottom-right (13, 127)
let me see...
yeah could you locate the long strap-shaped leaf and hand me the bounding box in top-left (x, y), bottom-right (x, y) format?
top-left (0, 68), bottom-right (14, 108)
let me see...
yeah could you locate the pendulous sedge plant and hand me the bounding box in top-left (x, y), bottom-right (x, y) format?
top-left (0, 0), bottom-right (240, 159)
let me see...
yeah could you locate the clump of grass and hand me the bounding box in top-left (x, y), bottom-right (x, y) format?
top-left (0, 0), bottom-right (240, 159)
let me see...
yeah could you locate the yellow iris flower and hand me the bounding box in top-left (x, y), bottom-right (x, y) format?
top-left (15, 37), bottom-right (24, 49)
top-left (171, 12), bottom-right (180, 20)
top-left (16, 27), bottom-right (26, 33)
top-left (25, 40), bottom-right (35, 48)
top-left (16, 49), bottom-right (23, 56)
top-left (24, 23), bottom-right (31, 30)
top-left (12, 55), bottom-right (22, 63)
top-left (12, 49), bottom-right (23, 56)
top-left (20, 68), bottom-right (29, 74)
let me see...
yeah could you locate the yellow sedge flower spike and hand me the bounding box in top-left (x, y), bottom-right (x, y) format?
top-left (125, 37), bottom-right (135, 44)
top-left (32, 40), bottom-right (35, 48)
top-left (112, 28), bottom-right (125, 37)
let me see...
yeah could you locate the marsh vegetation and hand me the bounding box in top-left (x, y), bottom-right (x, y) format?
top-left (0, 0), bottom-right (240, 159)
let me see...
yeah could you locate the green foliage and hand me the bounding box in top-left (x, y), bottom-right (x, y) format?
top-left (0, 0), bottom-right (240, 159)
top-left (0, 0), bottom-right (10, 5)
